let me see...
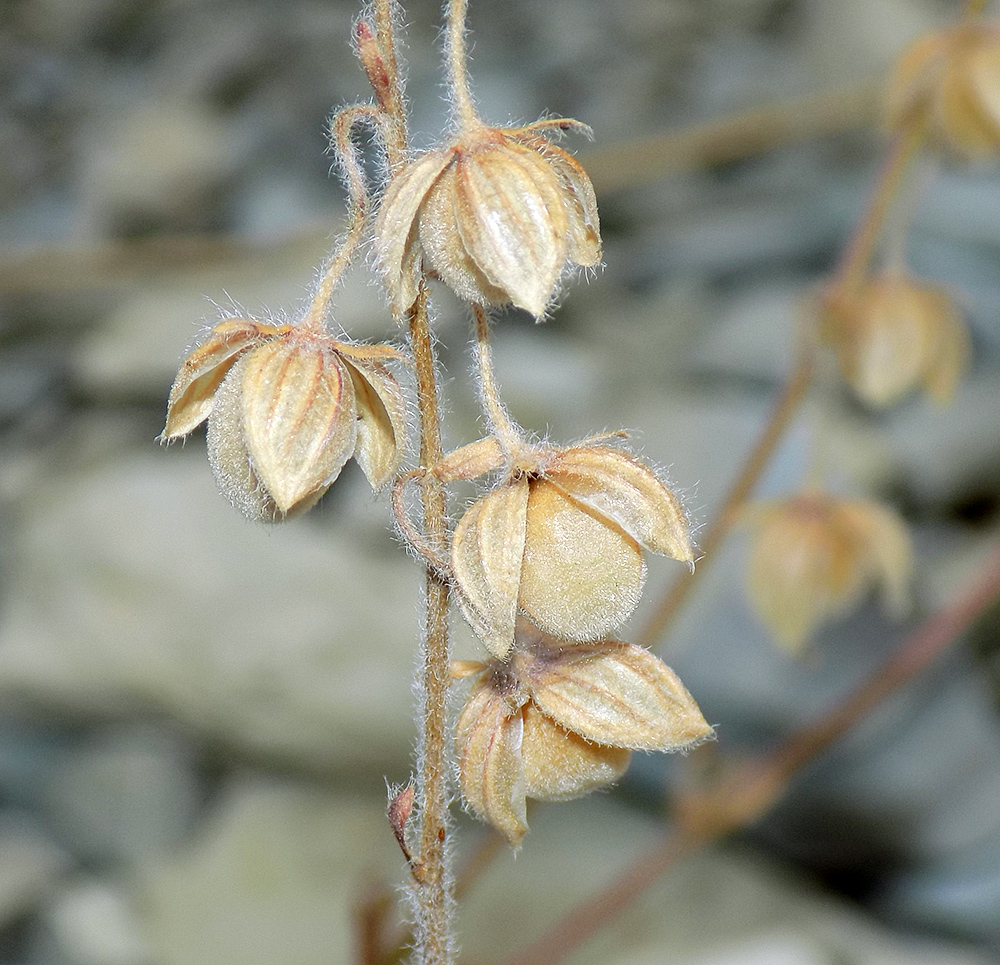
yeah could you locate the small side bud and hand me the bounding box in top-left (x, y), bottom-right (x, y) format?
top-left (387, 783), bottom-right (416, 865)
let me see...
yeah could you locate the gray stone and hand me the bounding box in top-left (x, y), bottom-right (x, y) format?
top-left (43, 879), bottom-right (152, 965)
top-left (42, 726), bottom-right (200, 866)
top-left (139, 779), bottom-right (403, 965)
top-left (0, 443), bottom-right (421, 775)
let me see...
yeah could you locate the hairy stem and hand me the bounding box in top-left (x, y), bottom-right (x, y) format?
top-left (408, 283), bottom-right (455, 965)
top-left (300, 105), bottom-right (381, 332)
top-left (639, 348), bottom-right (813, 649)
top-left (503, 537), bottom-right (1000, 965)
top-left (472, 304), bottom-right (522, 451)
top-left (364, 4), bottom-right (454, 960)
top-left (445, 0), bottom-right (479, 130)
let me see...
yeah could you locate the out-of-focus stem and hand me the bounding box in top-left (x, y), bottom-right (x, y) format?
top-left (835, 116), bottom-right (927, 292)
top-left (639, 349), bottom-right (813, 650)
top-left (502, 537), bottom-right (1000, 965)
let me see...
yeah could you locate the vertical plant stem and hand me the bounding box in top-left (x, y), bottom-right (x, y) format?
top-left (366, 3), bottom-right (454, 959)
top-left (408, 283), bottom-right (455, 964)
top-left (472, 304), bottom-right (522, 450)
top-left (639, 350), bottom-right (813, 650)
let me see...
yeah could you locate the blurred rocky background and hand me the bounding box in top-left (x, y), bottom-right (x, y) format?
top-left (2, 0), bottom-right (1000, 963)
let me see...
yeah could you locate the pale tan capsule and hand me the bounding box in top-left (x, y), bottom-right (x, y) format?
top-left (455, 629), bottom-right (710, 846)
top-left (820, 274), bottom-right (969, 407)
top-left (521, 638), bottom-right (713, 753)
top-left (450, 443), bottom-right (692, 657)
top-left (520, 703), bottom-right (631, 803)
top-left (374, 120), bottom-right (601, 320)
top-left (745, 492), bottom-right (913, 652)
top-left (455, 670), bottom-right (529, 847)
top-left (167, 323), bottom-right (407, 521)
top-left (887, 24), bottom-right (1000, 160)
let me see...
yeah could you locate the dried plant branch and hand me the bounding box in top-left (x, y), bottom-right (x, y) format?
top-left (300, 104), bottom-right (382, 332)
top-left (500, 536), bottom-right (1000, 965)
top-left (834, 116), bottom-right (928, 292)
top-left (639, 346), bottom-right (814, 649)
top-left (582, 81), bottom-right (880, 195)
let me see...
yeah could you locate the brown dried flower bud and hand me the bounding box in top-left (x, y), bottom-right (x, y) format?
top-left (455, 630), bottom-right (712, 846)
top-left (887, 24), bottom-right (1000, 160)
top-left (163, 322), bottom-right (407, 521)
top-left (745, 491), bottom-right (913, 653)
top-left (450, 444), bottom-right (693, 658)
top-left (819, 274), bottom-right (969, 407)
top-left (374, 120), bottom-right (601, 319)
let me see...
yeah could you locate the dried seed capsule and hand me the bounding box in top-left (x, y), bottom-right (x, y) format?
top-left (374, 120), bottom-right (601, 319)
top-left (455, 629), bottom-right (711, 846)
top-left (745, 492), bottom-right (913, 652)
top-left (451, 443), bottom-right (692, 657)
top-left (887, 24), bottom-right (1000, 160)
top-left (820, 274), bottom-right (969, 407)
top-left (164, 323), bottom-right (407, 521)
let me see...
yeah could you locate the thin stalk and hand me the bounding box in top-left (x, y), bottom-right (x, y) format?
top-left (502, 536), bottom-right (1000, 965)
top-left (445, 0), bottom-right (479, 130)
top-left (639, 349), bottom-right (813, 650)
top-left (364, 5), bottom-right (454, 960)
top-left (472, 304), bottom-right (522, 451)
top-left (408, 282), bottom-right (456, 965)
top-left (371, 0), bottom-right (409, 168)
top-left (299, 104), bottom-right (380, 332)
top-left (835, 115), bottom-right (928, 292)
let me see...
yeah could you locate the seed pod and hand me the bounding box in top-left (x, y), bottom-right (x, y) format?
top-left (374, 121), bottom-right (601, 319)
top-left (887, 24), bottom-right (1000, 160)
top-left (455, 670), bottom-right (529, 847)
top-left (455, 629), bottom-right (711, 846)
top-left (820, 275), bottom-right (969, 407)
top-left (451, 444), bottom-right (692, 657)
top-left (745, 492), bottom-right (913, 652)
top-left (520, 703), bottom-right (631, 803)
top-left (166, 323), bottom-right (407, 521)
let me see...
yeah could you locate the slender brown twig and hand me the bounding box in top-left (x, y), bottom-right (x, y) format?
top-left (639, 348), bottom-right (813, 649)
top-left (500, 537), bottom-right (1000, 965)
